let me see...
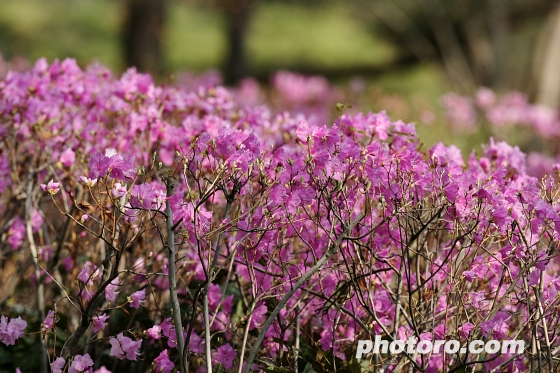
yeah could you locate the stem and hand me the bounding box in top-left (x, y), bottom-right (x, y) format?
top-left (25, 178), bottom-right (48, 373)
top-left (165, 177), bottom-right (187, 373)
top-left (241, 213), bottom-right (364, 373)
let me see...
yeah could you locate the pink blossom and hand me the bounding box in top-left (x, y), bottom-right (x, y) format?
top-left (79, 176), bottom-right (98, 187)
top-left (92, 313), bottom-right (109, 333)
top-left (153, 349), bottom-right (174, 373)
top-left (105, 278), bottom-right (120, 302)
top-left (59, 148), bottom-right (76, 167)
top-left (146, 324), bottom-right (162, 339)
top-left (7, 217), bottom-right (25, 250)
top-left (42, 310), bottom-right (57, 331)
top-left (93, 367), bottom-right (111, 373)
top-left (51, 357), bottom-right (65, 373)
top-left (129, 289), bottom-right (146, 309)
top-left (215, 343), bottom-right (237, 369)
top-left (0, 316), bottom-right (27, 345)
top-left (111, 182), bottom-right (127, 198)
top-left (40, 179), bottom-right (60, 195)
top-left (68, 353), bottom-right (94, 373)
top-left (109, 333), bottom-right (142, 361)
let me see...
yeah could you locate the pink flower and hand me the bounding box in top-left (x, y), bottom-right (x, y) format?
top-left (40, 179), bottom-right (60, 195)
top-left (249, 304), bottom-right (267, 330)
top-left (111, 182), bottom-right (127, 198)
top-left (93, 365), bottom-right (111, 373)
top-left (0, 316), bottom-right (27, 346)
top-left (59, 148), bottom-right (76, 167)
top-left (79, 176), bottom-right (98, 187)
top-left (78, 262), bottom-right (99, 285)
top-left (93, 367), bottom-right (111, 373)
top-left (129, 289), bottom-right (146, 309)
top-left (88, 149), bottom-right (136, 180)
top-left (42, 310), bottom-right (57, 331)
top-left (153, 349), bottom-right (174, 373)
top-left (458, 322), bottom-right (475, 339)
top-left (68, 353), bottom-right (94, 373)
top-left (51, 357), bottom-right (65, 373)
top-left (109, 333), bottom-right (142, 361)
top-left (7, 217), bottom-right (25, 250)
top-left (92, 313), bottom-right (109, 333)
top-left (215, 343), bottom-right (237, 369)
top-left (146, 324), bottom-right (162, 339)
top-left (105, 278), bottom-right (120, 302)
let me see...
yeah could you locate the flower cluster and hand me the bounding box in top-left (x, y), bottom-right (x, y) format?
top-left (0, 59), bottom-right (559, 373)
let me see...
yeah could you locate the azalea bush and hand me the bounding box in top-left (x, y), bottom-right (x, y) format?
top-left (1, 59), bottom-right (560, 373)
top-left (441, 88), bottom-right (560, 178)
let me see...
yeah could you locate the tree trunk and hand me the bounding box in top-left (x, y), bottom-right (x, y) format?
top-left (221, 0), bottom-right (255, 85)
top-left (123, 0), bottom-right (166, 76)
top-left (532, 4), bottom-right (560, 107)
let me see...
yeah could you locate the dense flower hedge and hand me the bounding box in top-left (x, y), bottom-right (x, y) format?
top-left (1, 59), bottom-right (560, 373)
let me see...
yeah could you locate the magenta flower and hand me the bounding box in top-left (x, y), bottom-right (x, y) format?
top-left (215, 343), bottom-right (237, 369)
top-left (0, 316), bottom-right (27, 346)
top-left (458, 322), bottom-right (475, 339)
top-left (40, 179), bottom-right (60, 195)
top-left (129, 289), bottom-right (146, 309)
top-left (146, 324), bottom-right (162, 339)
top-left (249, 304), bottom-right (267, 330)
top-left (92, 313), bottom-right (109, 333)
top-left (79, 176), bottom-right (98, 187)
top-left (160, 318), bottom-right (177, 348)
top-left (105, 278), bottom-right (120, 302)
top-left (88, 148), bottom-right (136, 180)
top-left (68, 353), bottom-right (94, 373)
top-left (42, 310), bottom-right (57, 331)
top-left (7, 217), bottom-right (25, 250)
top-left (111, 182), bottom-right (127, 198)
top-left (78, 262), bottom-right (99, 285)
top-left (153, 349), bottom-right (174, 373)
top-left (109, 333), bottom-right (142, 361)
top-left (51, 357), bottom-right (65, 373)
top-left (93, 367), bottom-right (111, 373)
top-left (129, 183), bottom-right (157, 209)
top-left (59, 148), bottom-right (76, 167)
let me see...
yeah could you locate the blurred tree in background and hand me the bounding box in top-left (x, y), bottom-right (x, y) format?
top-left (123, 0), bottom-right (167, 75)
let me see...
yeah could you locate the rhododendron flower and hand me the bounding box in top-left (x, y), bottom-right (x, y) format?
top-left (249, 304), bottom-right (267, 330)
top-left (7, 217), bottom-right (25, 250)
top-left (146, 324), bottom-right (162, 339)
top-left (458, 322), bottom-right (475, 339)
top-left (129, 289), bottom-right (146, 308)
top-left (215, 343), bottom-right (237, 369)
top-left (51, 357), bottom-right (65, 373)
top-left (31, 208), bottom-right (43, 232)
top-left (93, 367), bottom-right (111, 373)
top-left (68, 353), bottom-right (94, 373)
top-left (92, 313), bottom-right (109, 333)
top-left (111, 182), bottom-right (127, 198)
top-left (59, 148), bottom-right (76, 167)
top-left (78, 262), bottom-right (99, 285)
top-left (40, 179), bottom-right (60, 195)
top-left (0, 316), bottom-right (26, 346)
top-left (105, 278), bottom-right (120, 302)
top-left (109, 333), bottom-right (142, 360)
top-left (42, 310), bottom-right (57, 331)
top-left (153, 349), bottom-right (174, 373)
top-left (88, 149), bottom-right (136, 180)
top-left (79, 176), bottom-right (98, 187)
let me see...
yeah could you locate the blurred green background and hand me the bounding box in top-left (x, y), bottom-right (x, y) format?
top-left (0, 0), bottom-right (558, 151)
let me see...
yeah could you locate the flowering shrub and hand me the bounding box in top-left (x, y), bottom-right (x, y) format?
top-left (441, 87), bottom-right (560, 178)
top-left (1, 59), bottom-right (560, 373)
